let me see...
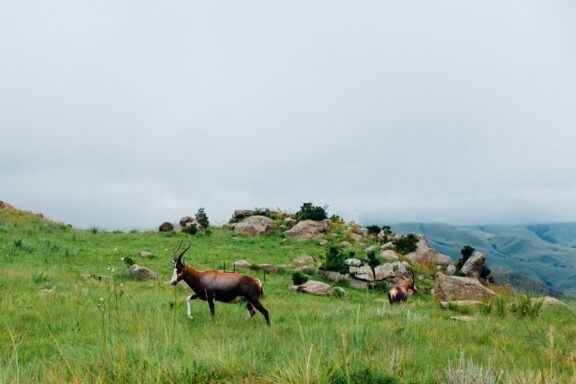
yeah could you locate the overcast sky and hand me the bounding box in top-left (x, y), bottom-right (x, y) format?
top-left (1, 1), bottom-right (576, 229)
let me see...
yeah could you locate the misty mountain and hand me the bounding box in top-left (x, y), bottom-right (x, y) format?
top-left (390, 223), bottom-right (576, 296)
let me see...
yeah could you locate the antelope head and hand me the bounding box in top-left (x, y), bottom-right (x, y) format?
top-left (170, 240), bottom-right (191, 285)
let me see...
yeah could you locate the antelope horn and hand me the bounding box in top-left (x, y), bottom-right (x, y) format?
top-left (173, 240), bottom-right (184, 257)
top-left (177, 241), bottom-right (192, 262)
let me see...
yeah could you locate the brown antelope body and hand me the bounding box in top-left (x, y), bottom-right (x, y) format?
top-left (388, 273), bottom-right (418, 305)
top-left (170, 241), bottom-right (270, 325)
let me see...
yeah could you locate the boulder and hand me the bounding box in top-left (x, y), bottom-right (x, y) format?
top-left (380, 250), bottom-right (399, 262)
top-left (293, 255), bottom-right (316, 266)
top-left (179, 216), bottom-right (194, 227)
top-left (318, 270), bottom-right (348, 283)
top-left (290, 280), bottom-right (333, 296)
top-left (139, 251), bottom-right (152, 258)
top-left (128, 264), bottom-right (158, 280)
top-left (440, 300), bottom-right (483, 310)
top-left (533, 296), bottom-right (564, 306)
top-left (460, 250), bottom-right (485, 279)
top-left (158, 222), bottom-right (174, 232)
top-left (234, 209), bottom-right (254, 219)
top-left (284, 220), bottom-right (330, 241)
top-left (344, 258), bottom-right (362, 267)
top-left (406, 235), bottom-right (452, 265)
top-left (350, 234), bottom-right (363, 242)
top-left (233, 260), bottom-right (252, 269)
top-left (259, 264), bottom-right (279, 273)
top-left (296, 265), bottom-right (313, 274)
top-left (318, 239), bottom-right (328, 246)
top-left (351, 265), bottom-right (374, 281)
top-left (434, 275), bottom-right (495, 301)
top-left (381, 242), bottom-right (396, 251)
top-left (234, 216), bottom-right (274, 236)
top-left (340, 241), bottom-right (352, 247)
top-left (365, 245), bottom-right (379, 253)
top-left (445, 264), bottom-right (457, 276)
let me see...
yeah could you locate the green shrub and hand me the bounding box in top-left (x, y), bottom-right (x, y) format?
top-left (122, 256), bottom-right (135, 267)
top-left (90, 226), bottom-right (98, 234)
top-left (295, 202), bottom-right (327, 221)
top-left (366, 225), bottom-right (381, 235)
top-left (292, 271), bottom-right (309, 285)
top-left (461, 245), bottom-right (475, 259)
top-left (320, 246), bottom-right (349, 274)
top-left (195, 208), bottom-right (209, 228)
top-left (13, 238), bottom-right (22, 248)
top-left (393, 234), bottom-right (418, 255)
top-left (510, 295), bottom-right (543, 318)
top-left (183, 223), bottom-right (198, 236)
top-left (381, 225), bottom-right (393, 236)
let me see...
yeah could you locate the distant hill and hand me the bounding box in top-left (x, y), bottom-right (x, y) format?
top-left (391, 223), bottom-right (576, 296)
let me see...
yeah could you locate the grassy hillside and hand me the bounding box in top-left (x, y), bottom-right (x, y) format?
top-left (391, 223), bottom-right (576, 296)
top-left (1, 206), bottom-right (576, 383)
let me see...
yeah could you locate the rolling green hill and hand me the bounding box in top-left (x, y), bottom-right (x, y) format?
top-left (391, 223), bottom-right (576, 296)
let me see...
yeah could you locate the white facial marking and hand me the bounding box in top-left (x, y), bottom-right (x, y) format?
top-left (170, 268), bottom-right (178, 284)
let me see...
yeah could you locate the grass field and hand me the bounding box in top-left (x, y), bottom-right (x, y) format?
top-left (1, 207), bottom-right (575, 383)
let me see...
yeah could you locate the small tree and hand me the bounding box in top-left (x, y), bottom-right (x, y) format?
top-left (183, 223), bottom-right (198, 236)
top-left (195, 208), bottom-right (209, 229)
top-left (381, 225), bottom-right (393, 236)
top-left (366, 225), bottom-right (381, 235)
top-left (461, 245), bottom-right (475, 260)
top-left (295, 202), bottom-right (328, 221)
top-left (366, 250), bottom-right (380, 281)
top-left (292, 271), bottom-right (309, 286)
top-left (320, 246), bottom-right (348, 274)
top-left (394, 233), bottom-right (418, 255)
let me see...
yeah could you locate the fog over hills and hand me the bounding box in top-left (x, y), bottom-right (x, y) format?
top-left (391, 222), bottom-right (576, 295)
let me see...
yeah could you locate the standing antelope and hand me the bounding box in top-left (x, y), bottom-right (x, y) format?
top-left (388, 272), bottom-right (418, 305)
top-left (170, 241), bottom-right (270, 325)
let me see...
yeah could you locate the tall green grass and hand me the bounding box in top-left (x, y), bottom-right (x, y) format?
top-left (0, 210), bottom-right (575, 383)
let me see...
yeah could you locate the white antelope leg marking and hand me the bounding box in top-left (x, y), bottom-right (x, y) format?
top-left (186, 295), bottom-right (194, 319)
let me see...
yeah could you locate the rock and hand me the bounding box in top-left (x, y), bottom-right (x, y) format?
top-left (440, 300), bottom-right (483, 310)
top-left (233, 260), bottom-right (252, 269)
top-left (533, 296), bottom-right (564, 306)
top-left (234, 209), bottom-right (254, 219)
top-left (381, 242), bottom-right (396, 251)
top-left (140, 251), bottom-right (152, 258)
top-left (296, 265), bottom-right (313, 273)
top-left (284, 217), bottom-right (297, 225)
top-left (234, 216), bottom-right (274, 236)
top-left (350, 234), bottom-right (363, 242)
top-left (406, 235), bottom-right (452, 265)
top-left (340, 241), bottom-right (351, 247)
top-left (39, 287), bottom-right (57, 299)
top-left (446, 264), bottom-right (457, 276)
top-left (318, 239), bottom-right (328, 246)
top-left (434, 275), bottom-right (495, 301)
top-left (460, 251), bottom-right (485, 279)
top-left (259, 264), bottom-right (279, 273)
top-left (0, 201), bottom-right (6, 208)
top-left (450, 315), bottom-right (475, 322)
top-left (344, 258), bottom-right (362, 267)
top-left (284, 220), bottom-right (330, 241)
top-left (374, 264), bottom-right (395, 280)
top-left (158, 222), bottom-right (174, 232)
top-left (331, 287), bottom-right (347, 297)
top-left (358, 228), bottom-right (369, 237)
top-left (128, 264), bottom-right (158, 280)
top-left (365, 245), bottom-right (379, 253)
top-left (179, 216), bottom-right (194, 228)
top-left (351, 265), bottom-right (374, 281)
top-left (290, 280), bottom-right (332, 296)
top-left (380, 250), bottom-right (399, 262)
top-left (222, 223), bottom-right (235, 230)
top-left (318, 270), bottom-right (348, 282)
top-left (293, 255), bottom-right (315, 266)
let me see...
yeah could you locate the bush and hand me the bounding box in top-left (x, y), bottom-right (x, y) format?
top-left (366, 225), bottom-right (381, 235)
top-left (510, 295), bottom-right (543, 318)
top-left (381, 225), bottom-right (393, 236)
top-left (295, 202), bottom-right (327, 221)
top-left (195, 208), bottom-right (209, 228)
top-left (292, 271), bottom-right (309, 286)
top-left (393, 234), bottom-right (418, 255)
top-left (320, 246), bottom-right (349, 274)
top-left (461, 245), bottom-right (475, 259)
top-left (183, 223), bottom-right (198, 236)
top-left (122, 257), bottom-right (135, 267)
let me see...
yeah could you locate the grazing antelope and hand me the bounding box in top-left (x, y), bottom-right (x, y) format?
top-left (388, 272), bottom-right (418, 305)
top-left (170, 241), bottom-right (270, 325)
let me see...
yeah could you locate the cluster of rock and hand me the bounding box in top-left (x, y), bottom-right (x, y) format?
top-left (158, 215), bottom-right (207, 233)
